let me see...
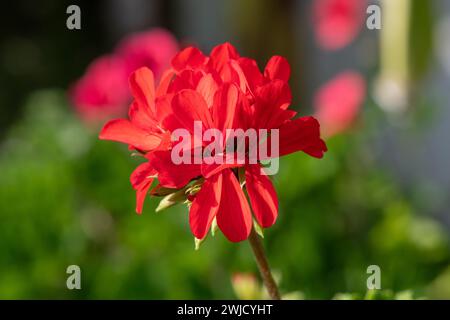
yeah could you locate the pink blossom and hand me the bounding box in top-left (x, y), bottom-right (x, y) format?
top-left (314, 71), bottom-right (366, 137)
top-left (70, 28), bottom-right (179, 123)
top-left (312, 0), bottom-right (365, 50)
top-left (70, 55), bottom-right (129, 123)
top-left (116, 28), bottom-right (179, 80)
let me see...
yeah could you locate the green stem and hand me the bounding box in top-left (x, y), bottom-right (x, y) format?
top-left (248, 228), bottom-right (281, 300)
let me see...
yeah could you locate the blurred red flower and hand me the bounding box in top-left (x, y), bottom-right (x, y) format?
top-left (312, 0), bottom-right (365, 50)
top-left (116, 28), bottom-right (179, 81)
top-left (70, 55), bottom-right (129, 123)
top-left (70, 28), bottom-right (178, 123)
top-left (100, 43), bottom-right (327, 242)
top-left (314, 71), bottom-right (366, 137)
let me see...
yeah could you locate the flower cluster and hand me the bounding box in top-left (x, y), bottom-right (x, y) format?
top-left (100, 43), bottom-right (327, 242)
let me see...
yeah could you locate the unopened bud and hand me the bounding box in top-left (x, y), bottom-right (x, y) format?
top-left (155, 188), bottom-right (188, 212)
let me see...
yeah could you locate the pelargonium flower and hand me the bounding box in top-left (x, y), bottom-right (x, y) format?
top-left (314, 71), bottom-right (366, 137)
top-left (100, 43), bottom-right (327, 243)
top-left (312, 0), bottom-right (365, 50)
top-left (116, 28), bottom-right (179, 80)
top-left (70, 28), bottom-right (178, 123)
top-left (70, 55), bottom-right (129, 122)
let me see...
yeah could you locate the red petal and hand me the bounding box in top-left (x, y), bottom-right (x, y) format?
top-left (147, 150), bottom-right (201, 188)
top-left (236, 94), bottom-right (255, 130)
top-left (303, 139), bottom-right (328, 158)
top-left (99, 119), bottom-right (161, 151)
top-left (167, 69), bottom-right (203, 93)
top-left (135, 180), bottom-right (152, 214)
top-left (266, 109), bottom-right (297, 129)
top-left (130, 162), bottom-right (156, 214)
top-left (256, 79), bottom-right (291, 110)
top-left (238, 57), bottom-right (264, 92)
top-left (128, 101), bottom-right (159, 130)
top-left (245, 164), bottom-right (278, 228)
top-left (129, 67), bottom-right (156, 114)
top-left (212, 83), bottom-right (239, 131)
top-left (208, 42), bottom-right (240, 73)
top-left (164, 89), bottom-right (214, 133)
top-left (201, 161), bottom-right (243, 179)
top-left (278, 117), bottom-right (327, 158)
top-left (218, 61), bottom-right (247, 92)
top-left (156, 69), bottom-right (175, 97)
top-left (189, 173), bottom-right (223, 239)
top-left (264, 56), bottom-right (291, 82)
top-left (216, 170), bottom-right (252, 242)
top-left (196, 73), bottom-right (219, 108)
top-left (154, 94), bottom-right (173, 124)
top-left (171, 46), bottom-right (206, 71)
top-left (130, 162), bottom-right (154, 189)
top-left (254, 80), bottom-right (292, 129)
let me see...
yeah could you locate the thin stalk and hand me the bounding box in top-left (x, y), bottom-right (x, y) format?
top-left (247, 228), bottom-right (281, 300)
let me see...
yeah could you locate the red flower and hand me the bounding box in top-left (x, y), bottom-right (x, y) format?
top-left (100, 43), bottom-right (327, 242)
top-left (100, 67), bottom-right (171, 213)
top-left (116, 28), bottom-right (179, 80)
top-left (70, 55), bottom-right (129, 122)
top-left (70, 28), bottom-right (178, 123)
top-left (314, 71), bottom-right (366, 137)
top-left (312, 0), bottom-right (365, 50)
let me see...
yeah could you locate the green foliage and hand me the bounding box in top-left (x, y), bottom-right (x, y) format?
top-left (0, 90), bottom-right (449, 299)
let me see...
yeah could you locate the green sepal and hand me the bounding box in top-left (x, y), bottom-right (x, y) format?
top-left (151, 185), bottom-right (180, 197)
top-left (253, 219), bottom-right (264, 238)
top-left (194, 237), bottom-right (205, 250)
top-left (238, 167), bottom-right (246, 187)
top-left (155, 188), bottom-right (187, 212)
top-left (211, 217), bottom-right (218, 236)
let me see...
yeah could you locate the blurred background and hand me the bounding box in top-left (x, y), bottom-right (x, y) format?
top-left (1, 0), bottom-right (450, 299)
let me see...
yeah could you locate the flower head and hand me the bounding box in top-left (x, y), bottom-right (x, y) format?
top-left (314, 71), bottom-right (366, 137)
top-left (70, 28), bottom-right (178, 123)
top-left (70, 55), bottom-right (129, 122)
top-left (100, 43), bottom-right (327, 242)
top-left (312, 0), bottom-right (365, 50)
top-left (116, 28), bottom-right (179, 80)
